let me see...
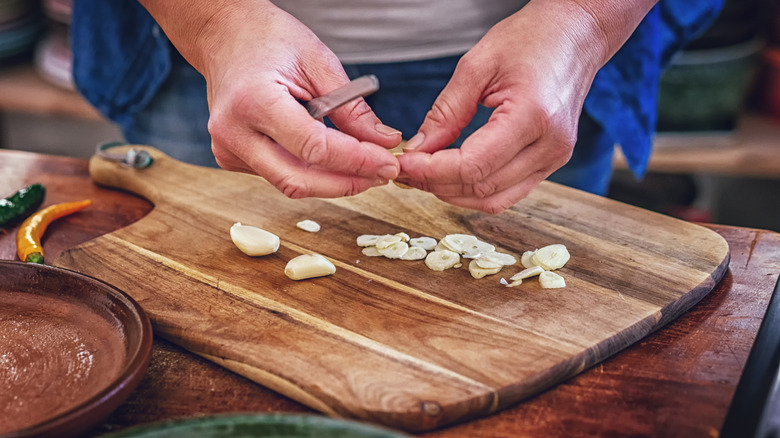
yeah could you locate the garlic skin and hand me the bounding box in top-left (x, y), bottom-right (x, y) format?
top-left (230, 222), bottom-right (280, 256)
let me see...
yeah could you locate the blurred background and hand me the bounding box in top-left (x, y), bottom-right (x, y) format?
top-left (0, 0), bottom-right (778, 231)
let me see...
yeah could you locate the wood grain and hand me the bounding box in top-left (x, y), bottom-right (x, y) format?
top-left (53, 146), bottom-right (730, 432)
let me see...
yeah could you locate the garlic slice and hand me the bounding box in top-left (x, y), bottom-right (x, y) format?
top-left (375, 234), bottom-right (403, 250)
top-left (539, 271), bottom-right (566, 289)
top-left (400, 246), bottom-right (428, 260)
top-left (409, 236), bottom-right (437, 251)
top-left (468, 259), bottom-right (502, 279)
top-left (377, 241), bottom-right (409, 259)
top-left (356, 234), bottom-right (381, 247)
top-left (509, 265), bottom-right (545, 281)
top-left (296, 219), bottom-right (321, 232)
top-left (521, 250), bottom-right (537, 269)
top-left (531, 244), bottom-right (570, 271)
top-left (394, 232), bottom-right (411, 242)
top-left (361, 246), bottom-right (383, 257)
top-left (230, 222), bottom-right (280, 256)
top-left (424, 250), bottom-right (460, 271)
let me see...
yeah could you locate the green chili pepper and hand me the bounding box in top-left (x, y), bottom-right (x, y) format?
top-left (0, 184), bottom-right (46, 227)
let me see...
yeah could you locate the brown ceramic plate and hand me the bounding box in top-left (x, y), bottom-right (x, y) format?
top-left (0, 260), bottom-right (153, 438)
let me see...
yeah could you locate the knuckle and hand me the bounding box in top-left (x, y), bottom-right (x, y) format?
top-left (471, 179), bottom-right (499, 199)
top-left (277, 174), bottom-right (312, 199)
top-left (297, 131), bottom-right (329, 165)
top-left (459, 157), bottom-right (492, 185)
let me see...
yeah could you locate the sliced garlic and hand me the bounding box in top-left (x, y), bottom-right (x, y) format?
top-left (285, 254), bottom-right (336, 280)
top-left (539, 271), bottom-right (566, 289)
top-left (409, 236), bottom-right (437, 251)
top-left (377, 241), bottom-right (410, 259)
top-left (296, 219), bottom-right (321, 232)
top-left (440, 234), bottom-right (479, 253)
top-left (400, 246), bottom-right (428, 260)
top-left (468, 259), bottom-right (502, 279)
top-left (394, 232), bottom-right (411, 242)
top-left (531, 244), bottom-right (570, 271)
top-left (356, 234), bottom-right (381, 247)
top-left (509, 265), bottom-right (545, 281)
top-left (361, 246), bottom-right (382, 257)
top-left (230, 222), bottom-right (280, 256)
top-left (461, 240), bottom-right (496, 259)
top-left (475, 256), bottom-right (504, 270)
top-left (479, 252), bottom-right (517, 267)
top-left (375, 234), bottom-right (403, 250)
top-left (521, 250), bottom-right (537, 269)
top-left (506, 279), bottom-right (524, 287)
top-left (424, 250), bottom-right (460, 271)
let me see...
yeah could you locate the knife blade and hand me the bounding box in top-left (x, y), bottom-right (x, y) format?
top-left (305, 75), bottom-right (380, 119)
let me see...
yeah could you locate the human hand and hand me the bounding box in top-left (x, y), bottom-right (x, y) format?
top-left (396, 0), bottom-right (654, 213)
top-left (142, 0), bottom-right (402, 198)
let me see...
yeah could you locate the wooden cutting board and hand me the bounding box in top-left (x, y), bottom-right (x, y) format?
top-left (54, 147), bottom-right (729, 432)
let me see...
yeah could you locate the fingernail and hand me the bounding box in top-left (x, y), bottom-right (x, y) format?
top-left (404, 132), bottom-right (424, 151)
top-left (375, 124), bottom-right (401, 137)
top-left (378, 163), bottom-right (399, 180)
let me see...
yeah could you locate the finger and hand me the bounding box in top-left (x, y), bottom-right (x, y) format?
top-left (436, 172), bottom-right (548, 215)
top-left (213, 130), bottom-right (389, 199)
top-left (221, 82), bottom-right (400, 180)
top-left (403, 56), bottom-right (487, 153)
top-left (327, 97), bottom-right (403, 149)
top-left (398, 136), bottom-right (568, 198)
top-left (398, 100), bottom-right (548, 186)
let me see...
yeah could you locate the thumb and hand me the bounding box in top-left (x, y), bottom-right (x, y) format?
top-left (404, 67), bottom-right (485, 153)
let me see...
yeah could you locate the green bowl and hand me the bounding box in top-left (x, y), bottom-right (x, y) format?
top-left (657, 38), bottom-right (763, 132)
top-left (99, 414), bottom-right (410, 438)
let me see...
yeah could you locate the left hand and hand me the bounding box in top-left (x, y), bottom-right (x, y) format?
top-left (396, 0), bottom-right (651, 214)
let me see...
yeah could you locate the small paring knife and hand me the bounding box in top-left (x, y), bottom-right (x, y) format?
top-left (305, 75), bottom-right (380, 119)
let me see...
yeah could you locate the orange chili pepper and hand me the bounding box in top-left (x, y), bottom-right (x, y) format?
top-left (17, 199), bottom-right (92, 264)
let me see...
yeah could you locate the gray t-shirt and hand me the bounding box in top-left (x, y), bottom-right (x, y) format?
top-left (271, 1), bottom-right (528, 63)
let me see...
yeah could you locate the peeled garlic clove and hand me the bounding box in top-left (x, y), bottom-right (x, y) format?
top-left (468, 259), bottom-right (502, 279)
top-left (296, 219), bottom-right (321, 232)
top-left (521, 250), bottom-right (537, 269)
top-left (509, 265), bottom-right (545, 281)
top-left (400, 246), bottom-right (428, 260)
top-left (230, 222), bottom-right (280, 256)
top-left (409, 236), bottom-right (437, 251)
top-left (425, 250), bottom-right (460, 271)
top-left (378, 241), bottom-right (410, 259)
top-left (539, 271), bottom-right (566, 289)
top-left (532, 244), bottom-right (570, 271)
top-left (375, 234), bottom-right (403, 250)
top-left (285, 254), bottom-right (336, 280)
top-left (506, 279), bottom-right (524, 287)
top-left (356, 234), bottom-right (381, 247)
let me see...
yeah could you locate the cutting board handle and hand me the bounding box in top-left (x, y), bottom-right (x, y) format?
top-left (89, 145), bottom-right (181, 205)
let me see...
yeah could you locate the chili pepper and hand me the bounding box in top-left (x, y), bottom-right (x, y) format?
top-left (0, 183), bottom-right (46, 227)
top-left (17, 199), bottom-right (92, 264)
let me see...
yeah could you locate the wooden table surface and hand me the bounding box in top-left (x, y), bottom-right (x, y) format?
top-left (2, 149), bottom-right (780, 437)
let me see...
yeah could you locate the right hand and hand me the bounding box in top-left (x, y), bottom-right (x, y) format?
top-left (147, 1), bottom-right (402, 198)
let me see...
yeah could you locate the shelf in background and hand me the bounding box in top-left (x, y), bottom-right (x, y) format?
top-left (0, 64), bottom-right (102, 121)
top-left (615, 113), bottom-right (780, 179)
